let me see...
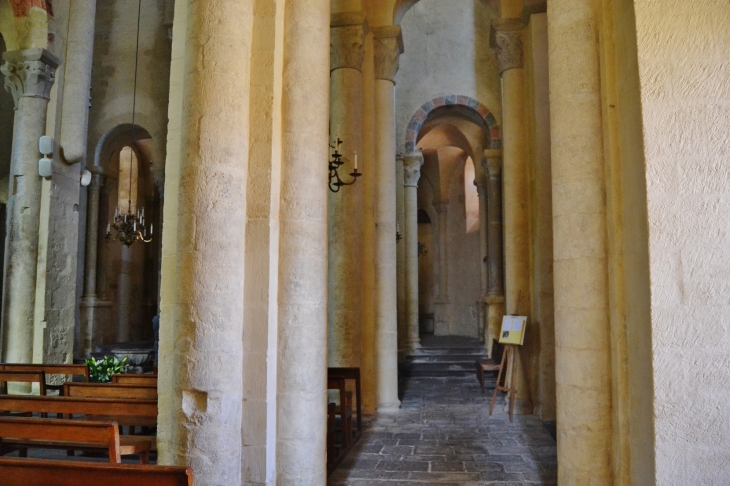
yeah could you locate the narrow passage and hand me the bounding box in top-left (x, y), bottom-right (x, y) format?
top-left (329, 336), bottom-right (557, 485)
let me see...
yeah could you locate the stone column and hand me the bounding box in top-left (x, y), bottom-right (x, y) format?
top-left (373, 26), bottom-right (403, 413)
top-left (160, 2), bottom-right (253, 484)
top-left (117, 245), bottom-right (132, 342)
top-left (434, 202), bottom-right (449, 304)
top-left (403, 153), bottom-right (422, 354)
top-left (549, 0), bottom-right (612, 483)
top-left (395, 156), bottom-right (406, 360)
top-left (483, 152), bottom-right (505, 359)
top-left (475, 172), bottom-right (489, 344)
top-left (80, 169), bottom-right (103, 356)
top-left (328, 12), bottom-right (366, 369)
top-left (0, 49), bottom-right (58, 365)
top-left (276, 0), bottom-right (330, 482)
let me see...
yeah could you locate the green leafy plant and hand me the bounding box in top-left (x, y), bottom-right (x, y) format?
top-left (85, 356), bottom-right (129, 383)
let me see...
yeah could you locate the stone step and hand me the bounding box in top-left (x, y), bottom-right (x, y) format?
top-left (408, 362), bottom-right (476, 373)
top-left (413, 347), bottom-right (487, 356)
top-left (410, 354), bottom-right (489, 364)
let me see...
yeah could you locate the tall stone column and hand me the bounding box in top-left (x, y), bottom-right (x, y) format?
top-left (434, 202), bottom-right (449, 304)
top-left (117, 244), bottom-right (132, 342)
top-left (276, 0), bottom-right (331, 482)
top-left (483, 152), bottom-right (505, 358)
top-left (475, 172), bottom-right (489, 344)
top-left (373, 26), bottom-right (403, 413)
top-left (0, 49), bottom-right (58, 365)
top-left (159, 2), bottom-right (253, 484)
top-left (403, 153), bottom-right (422, 354)
top-left (395, 157), bottom-right (406, 360)
top-left (494, 22), bottom-right (530, 410)
top-left (549, 0), bottom-right (612, 483)
top-left (328, 12), bottom-right (366, 370)
top-left (80, 169), bottom-right (104, 356)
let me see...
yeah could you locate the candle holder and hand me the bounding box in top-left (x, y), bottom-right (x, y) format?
top-left (329, 136), bottom-right (361, 193)
top-left (396, 224), bottom-right (402, 244)
top-left (106, 201), bottom-right (153, 247)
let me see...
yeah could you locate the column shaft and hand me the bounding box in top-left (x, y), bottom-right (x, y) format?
top-left (0, 49), bottom-right (58, 365)
top-left (395, 157), bottom-right (406, 359)
top-left (328, 15), bottom-right (365, 370)
top-left (80, 172), bottom-right (102, 356)
top-left (162, 2), bottom-right (253, 484)
top-left (403, 153), bottom-right (422, 354)
top-left (549, 0), bottom-right (612, 483)
top-left (373, 26), bottom-right (403, 413)
top-left (476, 175), bottom-right (489, 346)
top-left (276, 0), bottom-right (330, 482)
top-left (484, 154), bottom-right (505, 358)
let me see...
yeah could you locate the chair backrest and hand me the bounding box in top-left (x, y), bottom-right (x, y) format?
top-left (0, 458), bottom-right (193, 486)
top-left (0, 363), bottom-right (90, 382)
top-left (64, 383), bottom-right (157, 400)
top-left (0, 370), bottom-right (46, 395)
top-left (0, 395), bottom-right (158, 418)
top-left (112, 374), bottom-right (158, 386)
top-left (0, 417), bottom-right (121, 463)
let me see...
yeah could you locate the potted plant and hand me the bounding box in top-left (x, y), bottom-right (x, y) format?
top-left (84, 356), bottom-right (130, 383)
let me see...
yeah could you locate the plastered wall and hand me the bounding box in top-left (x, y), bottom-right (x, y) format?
top-left (395, 0), bottom-right (500, 152)
top-left (635, 1), bottom-right (730, 483)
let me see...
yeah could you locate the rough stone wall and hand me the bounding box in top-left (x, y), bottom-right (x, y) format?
top-left (395, 0), bottom-right (500, 152)
top-left (635, 1), bottom-right (730, 483)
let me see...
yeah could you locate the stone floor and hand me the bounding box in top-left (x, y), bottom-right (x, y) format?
top-left (329, 336), bottom-right (558, 485)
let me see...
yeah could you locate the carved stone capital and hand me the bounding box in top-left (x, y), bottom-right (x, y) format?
top-left (331, 13), bottom-right (367, 72)
top-left (1, 48), bottom-right (59, 109)
top-left (403, 152), bottom-right (423, 187)
top-left (492, 24), bottom-right (524, 75)
top-left (373, 26), bottom-right (404, 83)
top-left (483, 150), bottom-right (503, 176)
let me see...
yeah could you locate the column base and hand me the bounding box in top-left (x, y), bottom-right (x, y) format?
top-left (407, 341), bottom-right (422, 356)
top-left (377, 401), bottom-right (401, 414)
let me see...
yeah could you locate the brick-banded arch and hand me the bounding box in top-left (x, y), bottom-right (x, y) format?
top-left (405, 95), bottom-right (501, 153)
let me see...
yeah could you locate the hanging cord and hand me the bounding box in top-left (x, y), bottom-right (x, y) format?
top-left (128, 0), bottom-right (142, 213)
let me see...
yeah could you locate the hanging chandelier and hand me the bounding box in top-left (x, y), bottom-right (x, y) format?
top-left (105, 0), bottom-right (152, 247)
top-left (329, 126), bottom-right (362, 193)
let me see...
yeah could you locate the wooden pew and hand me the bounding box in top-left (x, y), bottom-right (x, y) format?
top-left (327, 368), bottom-right (362, 435)
top-left (112, 374), bottom-right (157, 386)
top-left (0, 364), bottom-right (90, 395)
top-left (64, 383), bottom-right (157, 400)
top-left (0, 417), bottom-right (151, 464)
top-left (0, 457), bottom-right (193, 486)
top-left (0, 371), bottom-right (46, 396)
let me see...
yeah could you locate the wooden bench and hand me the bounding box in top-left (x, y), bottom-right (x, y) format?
top-left (0, 364), bottom-right (90, 395)
top-left (0, 371), bottom-right (46, 396)
top-left (0, 417), bottom-right (151, 464)
top-left (327, 367), bottom-right (362, 473)
top-left (112, 374), bottom-right (157, 386)
top-left (0, 457), bottom-right (193, 486)
top-left (64, 383), bottom-right (157, 400)
top-left (475, 359), bottom-right (503, 394)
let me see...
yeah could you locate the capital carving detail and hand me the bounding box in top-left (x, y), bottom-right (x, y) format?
top-left (494, 29), bottom-right (524, 75)
top-left (483, 151), bottom-right (503, 176)
top-left (331, 24), bottom-right (366, 72)
top-left (373, 26), bottom-right (403, 83)
top-left (1, 48), bottom-right (59, 109)
top-left (403, 153), bottom-right (423, 187)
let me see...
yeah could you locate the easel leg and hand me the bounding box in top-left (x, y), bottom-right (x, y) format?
top-left (489, 346), bottom-right (509, 415)
top-left (508, 347), bottom-right (518, 422)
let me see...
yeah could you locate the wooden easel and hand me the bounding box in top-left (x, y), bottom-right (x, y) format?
top-left (489, 344), bottom-right (520, 422)
top-left (488, 291), bottom-right (523, 423)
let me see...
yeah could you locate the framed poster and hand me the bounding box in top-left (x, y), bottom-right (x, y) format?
top-left (498, 315), bottom-right (527, 345)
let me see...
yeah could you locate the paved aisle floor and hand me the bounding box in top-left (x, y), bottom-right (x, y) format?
top-left (329, 337), bottom-right (558, 485)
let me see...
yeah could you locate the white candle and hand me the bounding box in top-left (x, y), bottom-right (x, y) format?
top-left (354, 152), bottom-right (358, 171)
top-left (150, 224), bottom-right (153, 235)
top-left (396, 223), bottom-right (400, 233)
top-left (107, 222), bottom-right (111, 233)
top-left (337, 124), bottom-right (340, 141)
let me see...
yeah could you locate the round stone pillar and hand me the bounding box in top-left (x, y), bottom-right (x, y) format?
top-left (328, 12), bottom-right (366, 370)
top-left (162, 2), bottom-right (253, 484)
top-left (373, 26), bottom-right (403, 413)
top-left (403, 153), bottom-right (423, 354)
top-left (80, 169), bottom-right (103, 357)
top-left (475, 171), bottom-right (489, 346)
top-left (548, 0), bottom-right (612, 483)
top-left (276, 0), bottom-right (331, 482)
top-left (395, 156), bottom-right (406, 360)
top-left (483, 152), bottom-right (505, 358)
top-left (0, 48), bottom-right (58, 366)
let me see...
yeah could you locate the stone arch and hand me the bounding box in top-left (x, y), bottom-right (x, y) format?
top-left (405, 95), bottom-right (501, 153)
top-left (94, 123), bottom-right (153, 169)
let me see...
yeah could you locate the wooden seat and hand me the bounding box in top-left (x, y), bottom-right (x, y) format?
top-left (326, 367), bottom-right (362, 474)
top-left (112, 374), bottom-right (157, 386)
top-left (1, 364), bottom-right (90, 395)
top-left (0, 371), bottom-right (46, 396)
top-left (64, 383), bottom-right (157, 400)
top-left (0, 417), bottom-right (150, 464)
top-left (475, 359), bottom-right (503, 394)
top-left (0, 457), bottom-right (193, 486)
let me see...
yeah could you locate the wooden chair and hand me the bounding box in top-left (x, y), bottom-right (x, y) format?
top-left (0, 371), bottom-right (46, 396)
top-left (0, 417), bottom-right (151, 464)
top-left (64, 383), bottom-right (157, 400)
top-left (327, 368), bottom-right (362, 435)
top-left (0, 457), bottom-right (193, 486)
top-left (112, 374), bottom-right (157, 386)
top-left (1, 364), bottom-right (90, 395)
